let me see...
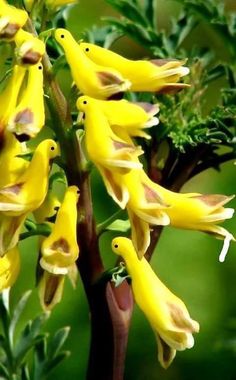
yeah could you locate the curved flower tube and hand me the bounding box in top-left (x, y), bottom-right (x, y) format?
top-left (54, 29), bottom-right (131, 99)
top-left (7, 63), bottom-right (45, 138)
top-left (40, 186), bottom-right (79, 275)
top-left (81, 42), bottom-right (190, 93)
top-left (0, 246), bottom-right (20, 291)
top-left (0, 65), bottom-right (26, 137)
top-left (76, 96), bottom-right (143, 172)
top-left (0, 0), bottom-right (28, 40)
top-left (0, 132), bottom-right (28, 188)
top-left (38, 271), bottom-right (65, 310)
top-left (122, 168), bottom-right (235, 259)
top-left (76, 95), bottom-right (159, 139)
top-left (14, 29), bottom-right (45, 65)
top-left (0, 213), bottom-right (27, 256)
top-left (112, 237), bottom-right (199, 368)
top-left (0, 139), bottom-right (59, 215)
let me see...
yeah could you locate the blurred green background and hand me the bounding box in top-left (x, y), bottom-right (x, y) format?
top-left (11, 1), bottom-right (236, 379)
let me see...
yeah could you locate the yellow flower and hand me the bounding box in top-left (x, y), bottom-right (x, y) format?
top-left (76, 96), bottom-right (143, 172)
top-left (123, 169), bottom-right (235, 260)
top-left (34, 191), bottom-right (61, 224)
top-left (38, 271), bottom-right (65, 310)
top-left (112, 237), bottom-right (199, 369)
top-left (0, 139), bottom-right (58, 216)
top-left (0, 65), bottom-right (26, 135)
top-left (81, 42), bottom-right (190, 93)
top-left (40, 186), bottom-right (79, 275)
top-left (76, 95), bottom-right (159, 139)
top-left (0, 132), bottom-right (29, 188)
top-left (0, 246), bottom-right (20, 291)
top-left (0, 213), bottom-right (27, 256)
top-left (0, 0), bottom-right (28, 40)
top-left (7, 64), bottom-right (45, 138)
top-left (14, 29), bottom-right (45, 65)
top-left (54, 29), bottom-right (131, 99)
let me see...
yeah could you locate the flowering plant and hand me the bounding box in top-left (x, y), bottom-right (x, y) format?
top-left (0, 0), bottom-right (235, 379)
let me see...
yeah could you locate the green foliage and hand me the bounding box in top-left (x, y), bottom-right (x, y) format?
top-left (0, 291), bottom-right (70, 380)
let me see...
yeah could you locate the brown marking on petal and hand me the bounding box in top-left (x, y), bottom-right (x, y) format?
top-left (21, 50), bottom-right (41, 65)
top-left (168, 302), bottom-right (198, 333)
top-left (51, 238), bottom-right (70, 254)
top-left (103, 168), bottom-right (123, 201)
top-left (158, 335), bottom-right (173, 364)
top-left (143, 183), bottom-right (165, 205)
top-left (14, 108), bottom-right (34, 125)
top-left (157, 83), bottom-right (190, 94)
top-left (97, 71), bottom-right (123, 86)
top-left (150, 58), bottom-right (178, 67)
top-left (132, 101), bottom-right (157, 114)
top-left (44, 274), bottom-right (61, 306)
top-left (192, 194), bottom-right (234, 208)
top-left (1, 183), bottom-right (23, 195)
top-left (112, 139), bottom-right (133, 150)
top-left (0, 23), bottom-right (20, 39)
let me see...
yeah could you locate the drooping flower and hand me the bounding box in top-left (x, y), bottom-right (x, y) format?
top-left (81, 42), bottom-right (190, 93)
top-left (14, 29), bottom-right (45, 65)
top-left (54, 29), bottom-right (131, 99)
top-left (122, 168), bottom-right (235, 260)
top-left (0, 213), bottom-right (27, 256)
top-left (0, 246), bottom-right (20, 291)
top-left (76, 95), bottom-right (159, 139)
top-left (40, 186), bottom-right (79, 275)
top-left (39, 186), bottom-right (79, 310)
top-left (0, 0), bottom-right (28, 40)
top-left (76, 96), bottom-right (143, 172)
top-left (0, 132), bottom-right (29, 188)
top-left (7, 64), bottom-right (45, 139)
top-left (0, 65), bottom-right (26, 138)
top-left (112, 237), bottom-right (199, 368)
top-left (0, 139), bottom-right (58, 216)
top-left (34, 190), bottom-right (61, 224)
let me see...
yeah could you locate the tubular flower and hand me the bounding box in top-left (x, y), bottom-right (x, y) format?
top-left (0, 139), bottom-right (59, 216)
top-left (76, 96), bottom-right (143, 172)
top-left (0, 65), bottom-right (26, 137)
top-left (0, 213), bottom-right (27, 256)
top-left (123, 168), bottom-right (235, 260)
top-left (0, 246), bottom-right (20, 291)
top-left (81, 42), bottom-right (190, 93)
top-left (38, 271), bottom-right (65, 310)
top-left (0, 132), bottom-right (29, 188)
top-left (0, 0), bottom-right (28, 40)
top-left (7, 63), bottom-right (45, 139)
top-left (34, 191), bottom-right (61, 224)
top-left (14, 29), bottom-right (45, 65)
top-left (76, 95), bottom-right (159, 139)
top-left (40, 186), bottom-right (79, 275)
top-left (54, 29), bottom-right (131, 100)
top-left (112, 237), bottom-right (199, 369)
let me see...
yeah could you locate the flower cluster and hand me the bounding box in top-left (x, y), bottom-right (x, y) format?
top-left (0, 2), bottom-right (80, 310)
top-left (0, 0), bottom-right (235, 370)
top-left (54, 27), bottom-right (234, 366)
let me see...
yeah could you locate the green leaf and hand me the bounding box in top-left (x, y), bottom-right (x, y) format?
top-left (105, 219), bottom-right (130, 233)
top-left (9, 291), bottom-right (32, 349)
top-left (49, 171), bottom-right (67, 189)
top-left (105, 0), bottom-right (149, 27)
top-left (44, 351), bottom-right (70, 374)
top-left (48, 327), bottom-right (70, 360)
